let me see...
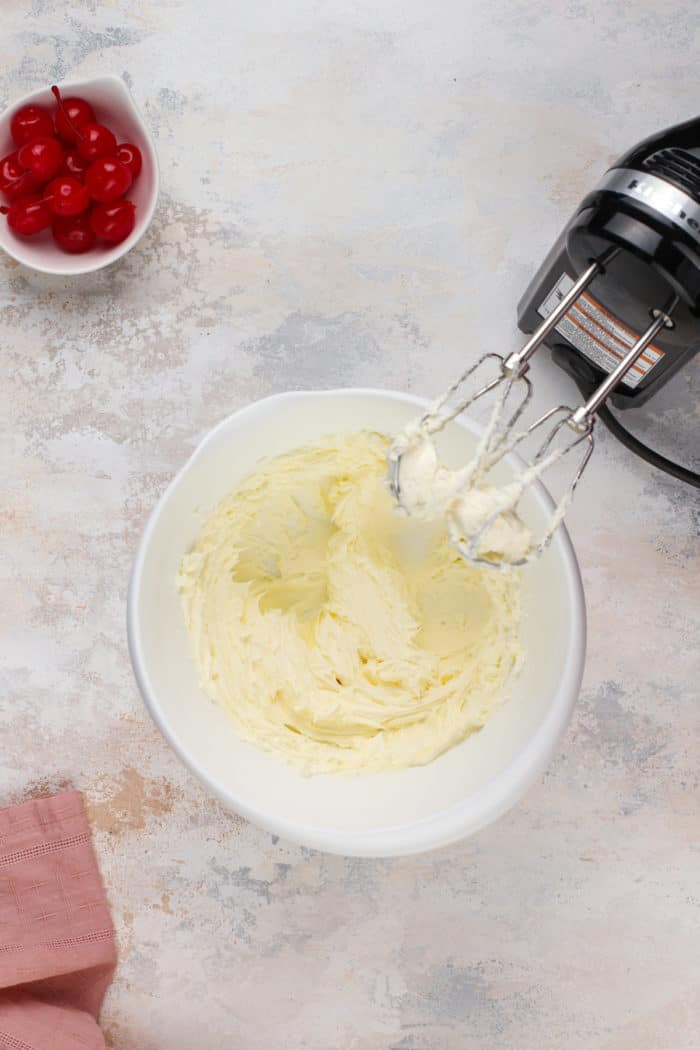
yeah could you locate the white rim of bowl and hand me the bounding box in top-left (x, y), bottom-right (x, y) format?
top-left (0, 75), bottom-right (159, 275)
top-left (127, 388), bottom-right (586, 857)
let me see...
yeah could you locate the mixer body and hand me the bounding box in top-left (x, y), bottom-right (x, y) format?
top-left (518, 115), bottom-right (700, 407)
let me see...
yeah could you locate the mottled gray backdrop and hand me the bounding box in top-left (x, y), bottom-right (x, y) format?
top-left (1, 1), bottom-right (698, 1047)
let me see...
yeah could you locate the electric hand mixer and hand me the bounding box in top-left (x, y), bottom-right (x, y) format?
top-left (389, 114), bottom-right (700, 567)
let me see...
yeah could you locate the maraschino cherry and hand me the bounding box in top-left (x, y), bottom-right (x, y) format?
top-left (90, 199), bottom-right (136, 243)
top-left (0, 152), bottom-right (37, 201)
top-left (51, 86), bottom-right (116, 160)
top-left (85, 157), bottom-right (132, 202)
top-left (10, 104), bottom-right (54, 146)
top-left (60, 148), bottom-right (90, 179)
top-left (51, 213), bottom-right (95, 253)
top-left (116, 143), bottom-right (142, 179)
top-left (16, 136), bottom-right (62, 183)
top-left (1, 196), bottom-right (52, 235)
top-left (77, 123), bottom-right (117, 161)
top-left (51, 90), bottom-right (95, 142)
top-left (42, 176), bottom-right (90, 216)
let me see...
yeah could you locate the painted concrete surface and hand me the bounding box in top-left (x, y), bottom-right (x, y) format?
top-left (1, 2), bottom-right (698, 1047)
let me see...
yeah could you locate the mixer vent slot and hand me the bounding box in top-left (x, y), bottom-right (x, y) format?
top-left (643, 148), bottom-right (700, 200)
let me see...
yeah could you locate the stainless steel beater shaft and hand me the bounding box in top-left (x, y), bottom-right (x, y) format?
top-left (411, 261), bottom-right (602, 436)
top-left (504, 260), bottom-right (600, 378)
top-left (568, 309), bottom-right (672, 431)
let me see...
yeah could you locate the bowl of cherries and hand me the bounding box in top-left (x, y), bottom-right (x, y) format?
top-left (0, 75), bottom-right (158, 275)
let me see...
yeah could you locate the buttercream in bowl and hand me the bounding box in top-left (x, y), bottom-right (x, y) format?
top-left (177, 431), bottom-right (522, 774)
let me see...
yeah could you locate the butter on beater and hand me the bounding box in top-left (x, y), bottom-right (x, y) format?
top-left (177, 431), bottom-right (523, 775)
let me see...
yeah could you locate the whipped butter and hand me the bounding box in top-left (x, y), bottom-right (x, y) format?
top-left (178, 431), bottom-right (522, 774)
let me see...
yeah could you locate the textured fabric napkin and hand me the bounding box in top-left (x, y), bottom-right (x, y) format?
top-left (0, 791), bottom-right (117, 1050)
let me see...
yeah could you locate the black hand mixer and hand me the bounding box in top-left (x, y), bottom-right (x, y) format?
top-left (518, 113), bottom-right (700, 487)
top-left (389, 114), bottom-right (700, 567)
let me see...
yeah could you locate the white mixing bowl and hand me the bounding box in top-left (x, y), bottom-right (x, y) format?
top-left (127, 389), bottom-right (586, 856)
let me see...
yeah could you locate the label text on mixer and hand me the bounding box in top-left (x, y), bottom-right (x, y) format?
top-left (595, 168), bottom-right (700, 245)
top-left (538, 273), bottom-right (665, 388)
top-left (626, 177), bottom-right (700, 230)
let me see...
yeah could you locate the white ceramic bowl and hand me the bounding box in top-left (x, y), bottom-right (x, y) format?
top-left (128, 389), bottom-right (586, 857)
top-left (0, 75), bottom-right (158, 275)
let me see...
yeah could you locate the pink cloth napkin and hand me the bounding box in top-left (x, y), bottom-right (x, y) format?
top-left (0, 791), bottom-right (117, 1050)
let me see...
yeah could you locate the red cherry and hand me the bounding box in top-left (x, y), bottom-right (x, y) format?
top-left (50, 87), bottom-right (117, 162)
top-left (51, 213), bottom-right (96, 253)
top-left (1, 195), bottom-right (52, 235)
top-left (51, 86), bottom-right (95, 143)
top-left (85, 157), bottom-right (132, 202)
top-left (0, 151), bottom-right (37, 201)
top-left (60, 148), bottom-right (89, 179)
top-left (17, 136), bottom-right (62, 183)
top-left (90, 199), bottom-right (136, 243)
top-left (42, 175), bottom-right (90, 216)
top-left (76, 124), bottom-right (117, 162)
top-left (116, 143), bottom-right (142, 179)
top-left (10, 104), bottom-right (54, 146)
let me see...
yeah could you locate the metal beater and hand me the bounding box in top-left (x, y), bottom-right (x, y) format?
top-left (388, 261), bottom-right (676, 568)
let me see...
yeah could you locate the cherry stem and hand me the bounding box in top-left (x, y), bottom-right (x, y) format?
top-left (51, 85), bottom-right (84, 142)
